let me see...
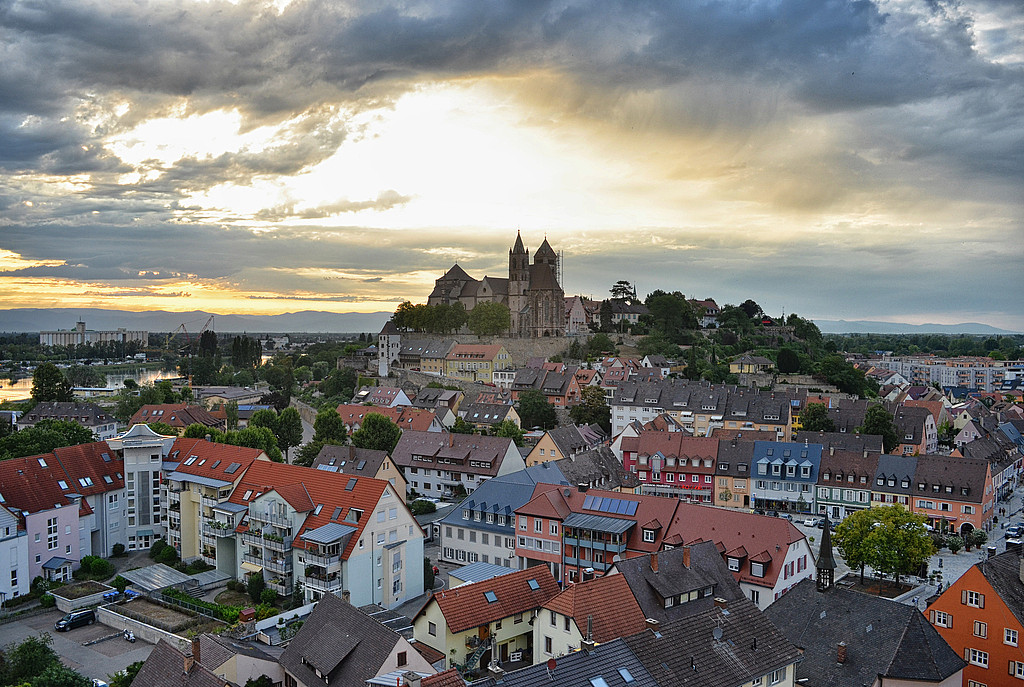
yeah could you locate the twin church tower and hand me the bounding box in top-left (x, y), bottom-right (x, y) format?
top-left (427, 231), bottom-right (565, 337)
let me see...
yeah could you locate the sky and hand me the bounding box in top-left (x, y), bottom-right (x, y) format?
top-left (1, 0), bottom-right (1022, 330)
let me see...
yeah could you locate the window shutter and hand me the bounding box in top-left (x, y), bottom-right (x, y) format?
top-left (962, 590), bottom-right (968, 605)
top-left (979, 593), bottom-right (985, 609)
top-left (964, 648), bottom-right (970, 661)
top-left (1011, 660), bottom-right (1016, 676)
top-left (929, 610), bottom-right (936, 623)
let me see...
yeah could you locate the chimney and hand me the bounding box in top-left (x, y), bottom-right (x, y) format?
top-left (191, 637), bottom-right (201, 665)
top-left (682, 545), bottom-right (691, 569)
top-left (402, 672), bottom-right (423, 687)
top-left (829, 446), bottom-right (835, 456)
top-left (183, 651), bottom-right (194, 674)
top-left (651, 554), bottom-right (659, 573)
top-left (645, 618), bottom-right (659, 630)
top-left (713, 597), bottom-right (727, 609)
top-left (837, 642), bottom-right (848, 664)
top-left (205, 434), bottom-right (211, 442)
top-left (578, 483), bottom-right (589, 493)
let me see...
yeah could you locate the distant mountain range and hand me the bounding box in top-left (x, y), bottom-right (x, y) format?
top-left (0, 308), bottom-right (393, 334)
top-left (814, 320), bottom-right (1019, 335)
top-left (0, 308), bottom-right (1017, 336)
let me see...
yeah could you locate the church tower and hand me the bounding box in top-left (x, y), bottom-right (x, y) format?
top-left (508, 231), bottom-right (530, 336)
top-left (816, 515), bottom-right (837, 592)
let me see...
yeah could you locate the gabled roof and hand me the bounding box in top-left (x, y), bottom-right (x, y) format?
top-left (132, 639), bottom-right (232, 687)
top-left (227, 460), bottom-right (394, 558)
top-left (0, 453), bottom-right (82, 515)
top-left (624, 597), bottom-right (801, 687)
top-left (312, 444), bottom-right (390, 477)
top-left (280, 591), bottom-right (407, 687)
top-left (18, 401), bottom-right (113, 428)
top-left (765, 578), bottom-right (964, 685)
top-left (663, 503), bottom-right (805, 589)
top-left (431, 566), bottom-right (560, 634)
top-left (491, 637), bottom-right (657, 687)
top-left (52, 441), bottom-right (124, 496)
top-left (610, 541), bottom-right (745, 623)
top-left (543, 573), bottom-right (649, 642)
top-left (168, 438), bottom-right (264, 484)
top-left (130, 404), bottom-right (222, 429)
top-left (391, 431), bottom-right (517, 477)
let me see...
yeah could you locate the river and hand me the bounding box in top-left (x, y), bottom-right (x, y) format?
top-left (0, 367), bottom-right (180, 402)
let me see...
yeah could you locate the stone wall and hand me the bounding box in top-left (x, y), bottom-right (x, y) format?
top-left (97, 605), bottom-right (191, 648)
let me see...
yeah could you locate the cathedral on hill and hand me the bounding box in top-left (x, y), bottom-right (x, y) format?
top-left (428, 232), bottom-right (565, 337)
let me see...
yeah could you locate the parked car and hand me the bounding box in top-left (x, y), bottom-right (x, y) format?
top-left (55, 609), bottom-right (95, 632)
top-left (1007, 525), bottom-right (1023, 538)
top-left (803, 517), bottom-right (821, 527)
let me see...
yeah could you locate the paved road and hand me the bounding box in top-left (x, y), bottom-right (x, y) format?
top-left (0, 609), bottom-right (153, 683)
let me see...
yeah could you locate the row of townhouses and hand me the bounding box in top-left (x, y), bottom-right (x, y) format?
top-left (0, 424), bottom-right (425, 609)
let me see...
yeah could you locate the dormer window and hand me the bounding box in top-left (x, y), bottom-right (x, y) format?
top-left (918, 483), bottom-right (926, 491)
top-left (750, 562), bottom-right (765, 578)
top-left (945, 486), bottom-right (953, 493)
top-left (823, 472), bottom-right (831, 481)
top-left (728, 557), bottom-right (740, 571)
top-left (876, 477), bottom-right (884, 486)
top-left (902, 480), bottom-right (910, 488)
top-left (642, 529), bottom-right (655, 543)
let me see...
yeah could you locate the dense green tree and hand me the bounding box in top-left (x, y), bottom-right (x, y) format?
top-left (198, 330), bottom-right (218, 358)
top-left (818, 354), bottom-right (874, 397)
top-left (587, 333), bottom-right (616, 355)
top-left (858, 405), bottom-right (899, 453)
top-left (351, 413), bottom-right (402, 453)
top-left (312, 408), bottom-right (347, 445)
top-left (31, 363), bottom-right (73, 403)
top-left (569, 385), bottom-right (611, 433)
top-left (468, 301), bottom-right (511, 336)
top-left (249, 409), bottom-right (279, 435)
top-left (244, 677), bottom-right (276, 687)
top-left (231, 336), bottom-right (263, 371)
top-left (225, 401), bottom-right (239, 431)
top-left (637, 330), bottom-right (681, 358)
top-left (832, 508), bottom-right (878, 585)
top-left (293, 439), bottom-right (340, 467)
top-left (319, 367), bottom-right (358, 401)
top-left (609, 280), bottom-right (636, 300)
top-left (643, 292), bottom-right (697, 342)
top-left (277, 407), bottom-right (303, 463)
top-left (598, 301), bottom-right (613, 333)
top-left (2, 633), bottom-right (61, 684)
top-left (776, 347), bottom-right (800, 374)
top-left (33, 662), bottom-right (92, 687)
top-left (64, 365), bottom-right (106, 388)
top-left (517, 390), bottom-right (557, 430)
top-left (146, 422), bottom-right (178, 436)
top-left (799, 403), bottom-right (835, 433)
top-left (229, 426), bottom-right (282, 462)
top-left (183, 423), bottom-right (224, 440)
top-left (450, 417), bottom-right (476, 434)
top-left (786, 313), bottom-right (822, 343)
top-left (0, 420), bottom-right (96, 461)
top-left (738, 299), bottom-right (763, 320)
top-left (247, 574), bottom-right (266, 604)
top-left (493, 419), bottom-right (525, 447)
top-left (108, 661), bottom-right (144, 687)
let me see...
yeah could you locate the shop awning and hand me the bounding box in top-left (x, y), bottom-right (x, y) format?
top-left (240, 562), bottom-right (263, 573)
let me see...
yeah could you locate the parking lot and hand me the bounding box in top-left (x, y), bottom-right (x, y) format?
top-left (0, 609), bottom-right (153, 683)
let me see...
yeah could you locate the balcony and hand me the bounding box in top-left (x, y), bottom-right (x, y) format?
top-left (266, 578), bottom-right (292, 596)
top-left (168, 501), bottom-right (181, 512)
top-left (439, 475), bottom-right (463, 486)
top-left (241, 531), bottom-right (264, 547)
top-left (200, 494), bottom-right (218, 509)
top-left (563, 556), bottom-right (609, 572)
top-left (167, 509), bottom-right (181, 522)
top-left (303, 550), bottom-right (341, 568)
top-left (263, 557), bottom-right (293, 575)
top-left (242, 552), bottom-right (264, 567)
top-left (201, 552), bottom-right (216, 566)
top-left (202, 520), bottom-right (235, 538)
top-left (262, 533), bottom-right (293, 553)
top-left (303, 574), bottom-right (343, 593)
top-left (249, 511), bottom-right (292, 528)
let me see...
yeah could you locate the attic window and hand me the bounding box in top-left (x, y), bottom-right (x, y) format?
top-left (313, 505), bottom-right (323, 516)
top-left (37, 457), bottom-right (47, 468)
top-left (225, 463), bottom-right (242, 474)
top-left (101, 452), bottom-right (111, 462)
top-left (484, 591), bottom-right (498, 603)
top-left (961, 487), bottom-right (969, 496)
top-left (57, 480), bottom-right (68, 490)
top-left (617, 668), bottom-right (635, 683)
top-left (357, 461), bottom-right (367, 470)
top-left (211, 460), bottom-right (221, 469)
top-left (528, 578), bottom-right (540, 590)
top-left (243, 490), bottom-right (253, 500)
top-left (184, 456), bottom-right (198, 466)
top-left (198, 459), bottom-right (206, 466)
top-left (103, 475), bottom-right (113, 484)
top-left (345, 478), bottom-right (357, 491)
top-left (332, 507), bottom-right (342, 521)
top-left (589, 678), bottom-right (610, 687)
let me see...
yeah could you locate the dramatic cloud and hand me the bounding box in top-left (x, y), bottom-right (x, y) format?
top-left (0, 0), bottom-right (1020, 328)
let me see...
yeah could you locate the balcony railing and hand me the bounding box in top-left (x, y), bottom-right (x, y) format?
top-left (262, 534), bottom-right (293, 553)
top-left (263, 557), bottom-right (293, 574)
top-left (242, 552), bottom-right (264, 567)
top-left (266, 579), bottom-right (292, 596)
top-left (200, 494), bottom-right (218, 509)
top-left (249, 511), bottom-right (292, 528)
top-left (302, 574), bottom-right (343, 592)
top-left (240, 531), bottom-right (264, 547)
top-left (303, 551), bottom-right (341, 567)
top-left (202, 521), bottom-right (235, 538)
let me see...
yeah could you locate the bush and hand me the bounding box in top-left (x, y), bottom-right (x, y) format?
top-left (112, 543), bottom-right (126, 557)
top-left (410, 499), bottom-right (436, 516)
top-left (39, 593), bottom-right (56, 608)
top-left (260, 589), bottom-right (277, 605)
top-left (247, 575), bottom-right (266, 604)
top-left (156, 546), bottom-right (179, 565)
top-left (112, 576), bottom-right (129, 593)
top-left (149, 539), bottom-right (168, 560)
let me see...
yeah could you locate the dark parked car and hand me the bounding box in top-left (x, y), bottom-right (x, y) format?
top-left (55, 609), bottom-right (95, 631)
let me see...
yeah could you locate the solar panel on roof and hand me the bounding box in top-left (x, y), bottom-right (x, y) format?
top-left (615, 500), bottom-right (628, 515)
top-left (225, 462), bottom-right (241, 474)
top-left (583, 495), bottom-right (594, 510)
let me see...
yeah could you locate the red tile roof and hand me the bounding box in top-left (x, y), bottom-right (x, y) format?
top-left (421, 668), bottom-right (466, 687)
top-left (51, 441), bottom-right (123, 497)
top-left (226, 461), bottom-right (397, 559)
top-left (336, 404), bottom-right (440, 432)
top-left (542, 574), bottom-right (648, 642)
top-left (130, 404), bottom-right (222, 429)
top-left (664, 503), bottom-right (805, 588)
top-left (433, 566), bottom-right (560, 633)
top-left (0, 454), bottom-right (80, 514)
top-left (168, 438), bottom-right (264, 483)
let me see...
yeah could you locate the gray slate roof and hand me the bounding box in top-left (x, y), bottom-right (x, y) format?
top-left (484, 637), bottom-right (657, 687)
top-left (624, 596), bottom-right (800, 687)
top-left (279, 591), bottom-right (404, 687)
top-left (764, 578), bottom-right (964, 686)
top-left (132, 639), bottom-right (234, 687)
top-left (610, 541), bottom-right (746, 623)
